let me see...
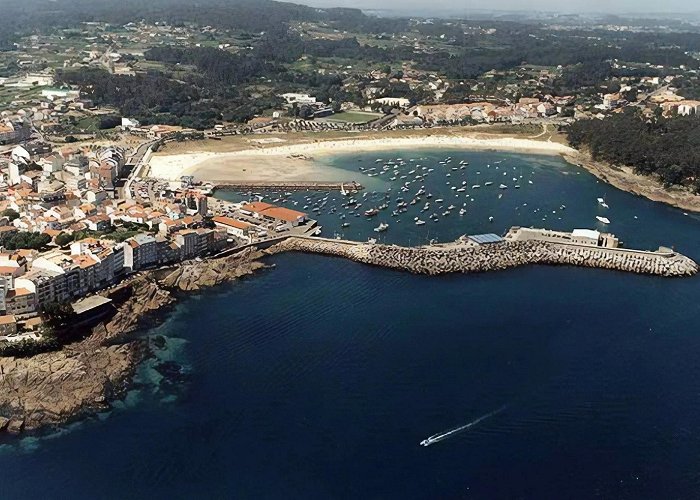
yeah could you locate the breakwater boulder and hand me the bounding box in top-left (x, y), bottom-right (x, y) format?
top-left (266, 237), bottom-right (698, 277)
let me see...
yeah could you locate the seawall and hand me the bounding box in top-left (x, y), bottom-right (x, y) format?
top-left (266, 237), bottom-right (698, 277)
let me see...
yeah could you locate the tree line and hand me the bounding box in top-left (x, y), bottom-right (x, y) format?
top-left (567, 109), bottom-right (700, 192)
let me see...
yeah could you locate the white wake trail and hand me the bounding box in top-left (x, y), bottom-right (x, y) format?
top-left (420, 405), bottom-right (507, 447)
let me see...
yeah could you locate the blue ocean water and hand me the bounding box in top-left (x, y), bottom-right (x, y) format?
top-left (1, 150), bottom-right (699, 499)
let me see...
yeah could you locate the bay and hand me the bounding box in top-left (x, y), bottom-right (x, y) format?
top-left (1, 150), bottom-right (698, 499)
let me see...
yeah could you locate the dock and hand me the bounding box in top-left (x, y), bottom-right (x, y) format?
top-left (212, 181), bottom-right (363, 193)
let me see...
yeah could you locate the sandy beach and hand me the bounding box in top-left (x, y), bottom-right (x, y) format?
top-left (147, 134), bottom-right (576, 182)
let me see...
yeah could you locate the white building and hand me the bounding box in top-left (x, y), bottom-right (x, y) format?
top-left (280, 93), bottom-right (317, 105)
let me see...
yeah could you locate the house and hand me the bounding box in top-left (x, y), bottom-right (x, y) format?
top-left (212, 216), bottom-right (251, 239)
top-left (602, 93), bottom-right (621, 110)
top-left (85, 214), bottom-right (111, 232)
top-left (5, 286), bottom-right (37, 317)
top-left (676, 100), bottom-right (700, 116)
top-left (280, 93), bottom-right (317, 105)
top-left (372, 97), bottom-right (410, 108)
top-left (0, 315), bottom-right (17, 336)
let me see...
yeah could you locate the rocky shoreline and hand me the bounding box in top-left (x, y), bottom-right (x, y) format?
top-left (563, 150), bottom-right (700, 214)
top-left (0, 248), bottom-right (267, 436)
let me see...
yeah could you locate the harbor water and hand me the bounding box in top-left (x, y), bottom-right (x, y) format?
top-left (1, 150), bottom-right (699, 499)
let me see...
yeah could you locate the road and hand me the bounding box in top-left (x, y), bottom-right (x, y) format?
top-left (124, 139), bottom-right (158, 199)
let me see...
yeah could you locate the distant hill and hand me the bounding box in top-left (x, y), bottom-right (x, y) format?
top-left (0, 0), bottom-right (394, 37)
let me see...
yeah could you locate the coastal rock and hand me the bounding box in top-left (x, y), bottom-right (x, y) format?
top-left (0, 341), bottom-right (146, 433)
top-left (6, 419), bottom-right (24, 434)
top-left (158, 248), bottom-right (268, 291)
top-left (0, 247), bottom-right (270, 435)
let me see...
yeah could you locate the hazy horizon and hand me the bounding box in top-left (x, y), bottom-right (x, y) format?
top-left (296, 0), bottom-right (699, 16)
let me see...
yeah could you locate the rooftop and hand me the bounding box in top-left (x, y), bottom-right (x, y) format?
top-left (72, 295), bottom-right (113, 315)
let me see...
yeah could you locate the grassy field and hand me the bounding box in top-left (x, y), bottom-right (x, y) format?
top-left (0, 86), bottom-right (43, 107)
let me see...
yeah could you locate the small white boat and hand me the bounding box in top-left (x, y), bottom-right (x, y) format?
top-left (484, 181), bottom-right (493, 186)
top-left (596, 216), bottom-right (611, 224)
top-left (374, 223), bottom-right (389, 233)
top-left (415, 219), bottom-right (426, 226)
top-left (499, 184), bottom-right (508, 189)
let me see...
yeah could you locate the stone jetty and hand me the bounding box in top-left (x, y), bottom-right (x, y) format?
top-left (212, 180), bottom-right (363, 192)
top-left (266, 236), bottom-right (698, 277)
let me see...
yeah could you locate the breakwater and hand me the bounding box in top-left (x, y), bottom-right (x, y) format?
top-left (212, 180), bottom-right (363, 192)
top-left (266, 237), bottom-right (698, 277)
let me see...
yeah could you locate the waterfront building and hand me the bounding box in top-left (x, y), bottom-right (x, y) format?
top-left (123, 234), bottom-right (158, 271)
top-left (240, 202), bottom-right (308, 230)
top-left (212, 216), bottom-right (252, 240)
top-left (506, 227), bottom-right (620, 248)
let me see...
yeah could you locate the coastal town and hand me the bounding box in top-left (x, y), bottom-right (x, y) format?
top-left (0, 138), bottom-right (322, 347)
top-left (1, 6), bottom-right (700, 352)
top-left (0, 0), bottom-right (699, 443)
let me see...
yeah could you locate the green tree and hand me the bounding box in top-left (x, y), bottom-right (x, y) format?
top-left (55, 232), bottom-right (74, 247)
top-left (1, 208), bottom-right (19, 221)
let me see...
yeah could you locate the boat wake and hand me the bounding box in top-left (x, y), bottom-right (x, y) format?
top-left (420, 405), bottom-right (508, 447)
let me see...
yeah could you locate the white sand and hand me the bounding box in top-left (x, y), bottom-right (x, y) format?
top-left (147, 135), bottom-right (576, 182)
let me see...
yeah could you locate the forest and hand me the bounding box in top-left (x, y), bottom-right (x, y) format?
top-left (567, 109), bottom-right (700, 192)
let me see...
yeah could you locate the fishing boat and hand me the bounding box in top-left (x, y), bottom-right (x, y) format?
top-left (374, 223), bottom-right (389, 233)
top-left (596, 216), bottom-right (611, 224)
top-left (364, 208), bottom-right (379, 217)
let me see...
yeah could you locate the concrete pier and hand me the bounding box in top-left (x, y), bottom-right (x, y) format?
top-left (212, 181), bottom-right (363, 192)
top-left (265, 236), bottom-right (698, 277)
